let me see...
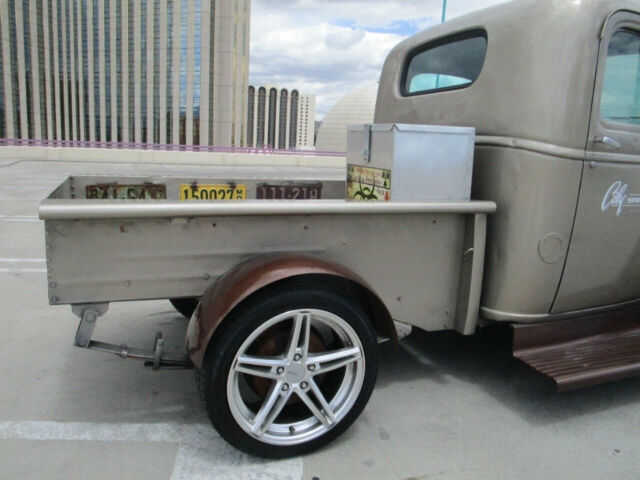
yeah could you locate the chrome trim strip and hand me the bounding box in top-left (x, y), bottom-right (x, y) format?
top-left (476, 135), bottom-right (640, 165)
top-left (481, 297), bottom-right (640, 324)
top-left (586, 150), bottom-right (640, 166)
top-left (475, 135), bottom-right (585, 161)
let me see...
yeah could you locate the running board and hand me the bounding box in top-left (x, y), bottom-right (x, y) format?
top-left (512, 307), bottom-right (640, 391)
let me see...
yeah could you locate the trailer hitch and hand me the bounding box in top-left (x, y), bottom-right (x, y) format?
top-left (72, 304), bottom-right (193, 370)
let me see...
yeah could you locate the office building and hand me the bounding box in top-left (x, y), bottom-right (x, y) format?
top-left (246, 84), bottom-right (316, 150)
top-left (0, 0), bottom-right (250, 147)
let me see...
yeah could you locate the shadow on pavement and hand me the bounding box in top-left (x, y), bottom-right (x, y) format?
top-left (376, 325), bottom-right (640, 426)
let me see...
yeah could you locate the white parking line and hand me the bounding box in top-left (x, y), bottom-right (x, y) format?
top-left (0, 421), bottom-right (302, 480)
top-left (0, 268), bottom-right (47, 273)
top-left (0, 258), bottom-right (47, 273)
top-left (0, 215), bottom-right (39, 222)
top-left (0, 258), bottom-right (46, 263)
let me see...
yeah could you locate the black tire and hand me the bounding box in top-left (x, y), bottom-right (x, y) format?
top-left (169, 297), bottom-right (199, 318)
top-left (200, 282), bottom-right (378, 458)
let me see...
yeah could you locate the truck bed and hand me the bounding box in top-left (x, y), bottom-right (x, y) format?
top-left (40, 175), bottom-right (496, 334)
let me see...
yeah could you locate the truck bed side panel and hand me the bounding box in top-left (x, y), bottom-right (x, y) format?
top-left (45, 213), bottom-right (466, 332)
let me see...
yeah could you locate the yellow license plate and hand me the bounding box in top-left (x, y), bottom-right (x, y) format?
top-left (180, 184), bottom-right (246, 201)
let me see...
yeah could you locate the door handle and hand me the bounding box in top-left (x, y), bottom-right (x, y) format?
top-left (592, 136), bottom-right (622, 150)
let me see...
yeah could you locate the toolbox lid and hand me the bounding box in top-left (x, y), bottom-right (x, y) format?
top-left (348, 123), bottom-right (475, 135)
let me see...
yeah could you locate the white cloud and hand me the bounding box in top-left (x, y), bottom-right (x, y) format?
top-left (250, 0), bottom-right (510, 119)
top-left (325, 27), bottom-right (366, 49)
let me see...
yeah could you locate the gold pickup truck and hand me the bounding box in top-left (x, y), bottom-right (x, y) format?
top-left (40, 0), bottom-right (639, 458)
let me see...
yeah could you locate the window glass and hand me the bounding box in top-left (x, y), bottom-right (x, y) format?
top-left (404, 32), bottom-right (487, 95)
top-left (601, 30), bottom-right (640, 125)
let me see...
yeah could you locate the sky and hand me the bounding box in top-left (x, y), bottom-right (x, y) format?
top-left (250, 0), bottom-right (510, 120)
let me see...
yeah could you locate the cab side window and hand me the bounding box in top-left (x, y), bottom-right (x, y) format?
top-left (403, 31), bottom-right (487, 96)
top-left (601, 30), bottom-right (640, 125)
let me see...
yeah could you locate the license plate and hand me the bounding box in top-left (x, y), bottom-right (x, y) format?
top-left (257, 183), bottom-right (323, 199)
top-left (180, 184), bottom-right (246, 201)
top-left (86, 184), bottom-right (167, 199)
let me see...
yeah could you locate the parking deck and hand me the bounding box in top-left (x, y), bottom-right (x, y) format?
top-left (0, 157), bottom-right (638, 479)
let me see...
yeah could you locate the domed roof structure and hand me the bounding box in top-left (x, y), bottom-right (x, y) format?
top-left (315, 86), bottom-right (377, 153)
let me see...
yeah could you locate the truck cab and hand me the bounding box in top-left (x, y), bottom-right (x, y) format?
top-left (376, 0), bottom-right (640, 322)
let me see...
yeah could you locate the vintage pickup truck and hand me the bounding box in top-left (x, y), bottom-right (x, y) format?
top-left (40, 0), bottom-right (639, 458)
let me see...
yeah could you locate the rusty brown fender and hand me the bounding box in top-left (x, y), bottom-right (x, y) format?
top-left (186, 253), bottom-right (396, 368)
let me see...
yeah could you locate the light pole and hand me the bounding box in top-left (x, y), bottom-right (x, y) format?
top-left (435, 0), bottom-right (448, 89)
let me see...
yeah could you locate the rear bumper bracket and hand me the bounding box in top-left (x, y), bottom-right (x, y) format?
top-left (71, 304), bottom-right (192, 370)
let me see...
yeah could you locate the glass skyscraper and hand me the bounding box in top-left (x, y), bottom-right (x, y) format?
top-left (0, 0), bottom-right (250, 148)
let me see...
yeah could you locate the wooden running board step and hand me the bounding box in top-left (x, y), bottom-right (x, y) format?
top-left (512, 306), bottom-right (640, 391)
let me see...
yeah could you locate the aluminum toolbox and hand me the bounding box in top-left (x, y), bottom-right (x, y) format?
top-left (346, 124), bottom-right (475, 201)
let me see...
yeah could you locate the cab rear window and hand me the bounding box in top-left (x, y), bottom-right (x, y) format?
top-left (403, 31), bottom-right (487, 96)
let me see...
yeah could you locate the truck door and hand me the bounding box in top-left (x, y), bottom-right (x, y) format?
top-left (553, 11), bottom-right (640, 313)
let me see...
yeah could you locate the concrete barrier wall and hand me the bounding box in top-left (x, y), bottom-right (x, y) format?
top-left (0, 146), bottom-right (347, 168)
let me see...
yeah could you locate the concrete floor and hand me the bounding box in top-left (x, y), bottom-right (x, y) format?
top-left (0, 157), bottom-right (639, 480)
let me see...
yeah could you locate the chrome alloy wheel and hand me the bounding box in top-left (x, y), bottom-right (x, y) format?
top-left (227, 309), bottom-right (365, 446)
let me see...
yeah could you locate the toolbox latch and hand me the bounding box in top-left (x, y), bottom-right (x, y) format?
top-left (362, 124), bottom-right (372, 163)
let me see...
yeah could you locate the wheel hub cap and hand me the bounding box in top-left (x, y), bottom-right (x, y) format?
top-left (283, 363), bottom-right (306, 384)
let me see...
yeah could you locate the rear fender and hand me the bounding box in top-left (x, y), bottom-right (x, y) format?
top-left (186, 253), bottom-right (395, 368)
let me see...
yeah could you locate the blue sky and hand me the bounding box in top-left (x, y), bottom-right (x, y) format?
top-left (250, 0), bottom-right (508, 119)
top-left (331, 18), bottom-right (432, 36)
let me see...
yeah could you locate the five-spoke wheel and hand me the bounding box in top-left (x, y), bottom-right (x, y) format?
top-left (199, 283), bottom-right (378, 458)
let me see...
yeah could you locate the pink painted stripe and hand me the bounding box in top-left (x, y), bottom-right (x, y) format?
top-left (0, 138), bottom-right (346, 157)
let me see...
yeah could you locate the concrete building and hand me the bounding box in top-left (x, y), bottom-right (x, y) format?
top-left (0, 0), bottom-right (250, 147)
top-left (246, 84), bottom-right (316, 150)
top-left (315, 86), bottom-right (377, 152)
